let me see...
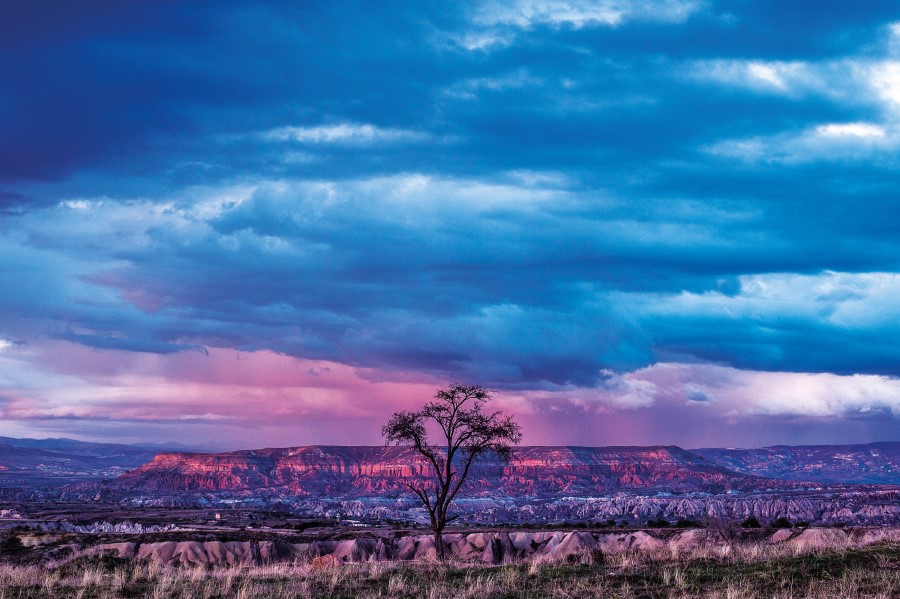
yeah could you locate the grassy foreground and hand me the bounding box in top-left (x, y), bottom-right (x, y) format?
top-left (0, 539), bottom-right (897, 598)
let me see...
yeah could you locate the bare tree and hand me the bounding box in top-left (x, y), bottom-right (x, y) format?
top-left (382, 384), bottom-right (522, 560)
top-left (702, 515), bottom-right (742, 545)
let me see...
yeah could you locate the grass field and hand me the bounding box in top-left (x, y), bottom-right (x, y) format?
top-left (0, 533), bottom-right (896, 598)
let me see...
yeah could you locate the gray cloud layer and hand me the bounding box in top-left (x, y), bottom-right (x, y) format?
top-left (1, 1), bottom-right (900, 443)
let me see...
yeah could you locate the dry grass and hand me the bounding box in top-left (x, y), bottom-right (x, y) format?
top-left (0, 534), bottom-right (895, 598)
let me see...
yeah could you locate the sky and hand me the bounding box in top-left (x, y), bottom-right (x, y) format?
top-left (1, 0), bottom-right (900, 450)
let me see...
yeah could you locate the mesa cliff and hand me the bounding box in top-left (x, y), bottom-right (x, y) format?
top-left (56, 443), bottom-right (900, 526)
top-left (109, 445), bottom-right (767, 495)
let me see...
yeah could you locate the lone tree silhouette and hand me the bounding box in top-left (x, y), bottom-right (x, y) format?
top-left (382, 383), bottom-right (522, 560)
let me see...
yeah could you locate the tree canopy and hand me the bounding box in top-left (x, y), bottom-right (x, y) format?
top-left (382, 383), bottom-right (522, 559)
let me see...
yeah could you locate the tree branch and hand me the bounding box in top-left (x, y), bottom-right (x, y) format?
top-left (406, 425), bottom-right (447, 489)
top-left (446, 449), bottom-right (478, 506)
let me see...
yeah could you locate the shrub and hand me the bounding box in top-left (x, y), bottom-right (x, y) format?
top-left (675, 519), bottom-right (701, 528)
top-left (647, 519), bottom-right (670, 528)
top-left (0, 536), bottom-right (25, 556)
top-left (741, 517), bottom-right (761, 528)
top-left (771, 517), bottom-right (792, 529)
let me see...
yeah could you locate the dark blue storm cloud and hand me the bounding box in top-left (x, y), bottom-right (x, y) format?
top-left (3, 0), bottom-right (900, 392)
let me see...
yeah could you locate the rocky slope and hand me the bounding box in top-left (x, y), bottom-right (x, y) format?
top-left (693, 442), bottom-right (900, 485)
top-left (72, 527), bottom-right (900, 567)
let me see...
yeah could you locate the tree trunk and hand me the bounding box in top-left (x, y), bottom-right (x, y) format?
top-left (433, 525), bottom-right (445, 560)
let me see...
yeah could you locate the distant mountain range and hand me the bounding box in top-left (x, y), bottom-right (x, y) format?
top-left (0, 436), bottom-right (188, 487)
top-left (1, 437), bottom-right (897, 490)
top-left (0, 436), bottom-right (195, 453)
top-left (84, 442), bottom-right (898, 526)
top-left (2, 438), bottom-right (898, 525)
top-left (693, 443), bottom-right (900, 485)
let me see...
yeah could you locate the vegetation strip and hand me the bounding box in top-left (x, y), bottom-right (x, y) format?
top-left (0, 537), bottom-right (895, 598)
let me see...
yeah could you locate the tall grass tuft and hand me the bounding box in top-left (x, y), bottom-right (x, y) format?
top-left (0, 532), bottom-right (895, 598)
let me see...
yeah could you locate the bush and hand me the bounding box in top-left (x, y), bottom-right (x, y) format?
top-left (675, 519), bottom-right (701, 528)
top-left (794, 521), bottom-right (810, 528)
top-left (741, 517), bottom-right (761, 528)
top-left (771, 517), bottom-right (792, 529)
top-left (647, 519), bottom-right (670, 528)
top-left (0, 536), bottom-right (25, 556)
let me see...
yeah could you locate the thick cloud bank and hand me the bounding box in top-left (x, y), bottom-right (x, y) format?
top-left (1, 1), bottom-right (899, 444)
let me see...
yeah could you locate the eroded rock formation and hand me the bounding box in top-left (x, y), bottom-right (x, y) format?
top-left (76, 527), bottom-right (900, 567)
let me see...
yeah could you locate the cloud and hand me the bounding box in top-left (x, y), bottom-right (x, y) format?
top-left (0, 340), bottom-right (441, 444)
top-left (442, 0), bottom-right (704, 53)
top-left (745, 63), bottom-right (789, 90)
top-left (816, 122), bottom-right (886, 138)
top-left (684, 383), bottom-right (710, 402)
top-left (5, 174), bottom-right (900, 390)
top-left (546, 362), bottom-right (900, 420)
top-left (691, 59), bottom-right (830, 97)
top-left (515, 362), bottom-right (900, 445)
top-left (0, 191), bottom-right (30, 211)
top-left (870, 61), bottom-right (900, 106)
top-left (704, 122), bottom-right (899, 163)
top-left (688, 30), bottom-right (900, 163)
top-left (630, 272), bottom-right (900, 374)
top-left (472, 0), bottom-right (703, 29)
top-left (3, 339), bottom-right (895, 447)
top-left (491, 362), bottom-right (899, 446)
top-left (671, 363), bottom-right (900, 421)
top-left (262, 123), bottom-right (430, 145)
top-left (3, 1), bottom-right (900, 445)
top-left (443, 69), bottom-right (544, 100)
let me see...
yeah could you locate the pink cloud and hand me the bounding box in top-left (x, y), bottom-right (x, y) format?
top-left (0, 341), bottom-right (441, 443)
top-left (0, 341), bottom-right (897, 448)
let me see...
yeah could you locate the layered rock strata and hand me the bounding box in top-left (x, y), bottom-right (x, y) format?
top-left (108, 445), bottom-right (773, 495)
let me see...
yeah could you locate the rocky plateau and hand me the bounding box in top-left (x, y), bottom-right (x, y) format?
top-left (2, 439), bottom-right (897, 526)
top-left (60, 443), bottom-right (900, 526)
